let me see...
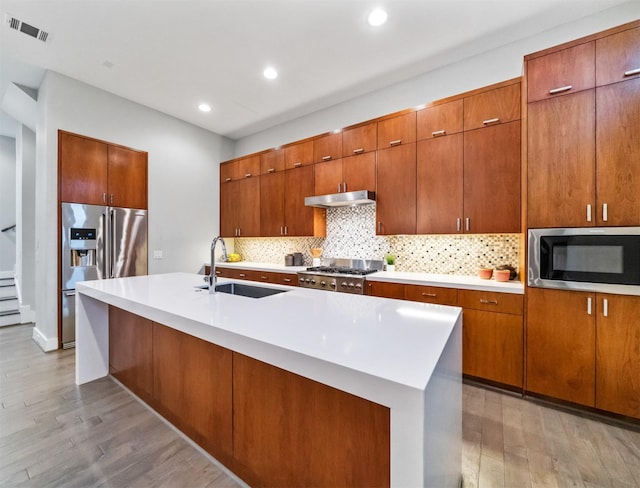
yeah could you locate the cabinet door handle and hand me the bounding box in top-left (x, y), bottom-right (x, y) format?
top-left (343, 182), bottom-right (347, 192)
top-left (624, 68), bottom-right (640, 77)
top-left (587, 204), bottom-right (592, 222)
top-left (353, 148), bottom-right (364, 154)
top-left (244, 173), bottom-right (252, 178)
top-left (456, 218), bottom-right (461, 232)
top-left (225, 177), bottom-right (232, 182)
top-left (465, 218), bottom-right (470, 231)
top-left (322, 155), bottom-right (332, 161)
top-left (294, 162), bottom-right (302, 168)
top-left (338, 183), bottom-right (342, 193)
top-left (482, 118), bottom-right (500, 125)
top-left (268, 168), bottom-right (276, 173)
top-left (549, 85), bottom-right (573, 95)
top-left (422, 292), bottom-right (437, 297)
top-left (284, 226), bottom-right (288, 235)
top-left (603, 298), bottom-right (609, 317)
top-left (389, 139), bottom-right (402, 146)
top-left (378, 222), bottom-right (382, 233)
top-left (602, 203), bottom-right (608, 222)
top-left (432, 130), bottom-right (446, 137)
top-left (102, 192), bottom-right (107, 204)
top-left (587, 297), bottom-right (592, 315)
top-left (480, 299), bottom-right (498, 305)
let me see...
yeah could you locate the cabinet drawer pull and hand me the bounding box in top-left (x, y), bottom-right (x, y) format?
top-left (421, 292), bottom-right (437, 297)
top-left (602, 203), bottom-right (608, 222)
top-left (603, 298), bottom-right (609, 317)
top-left (353, 148), bottom-right (364, 154)
top-left (239, 273), bottom-right (246, 278)
top-left (294, 162), bottom-right (302, 168)
top-left (389, 139), bottom-right (402, 146)
top-left (480, 299), bottom-right (498, 305)
top-left (225, 177), bottom-right (232, 182)
top-left (322, 155), bottom-right (332, 161)
top-left (244, 173), bottom-right (252, 178)
top-left (283, 278), bottom-right (292, 283)
top-left (624, 68), bottom-right (640, 77)
top-left (587, 297), bottom-right (592, 315)
top-left (587, 204), bottom-right (592, 222)
top-left (482, 118), bottom-right (499, 125)
top-left (268, 168), bottom-right (276, 173)
top-left (549, 85), bottom-right (573, 95)
top-left (432, 130), bottom-right (446, 136)
top-left (261, 275), bottom-right (268, 280)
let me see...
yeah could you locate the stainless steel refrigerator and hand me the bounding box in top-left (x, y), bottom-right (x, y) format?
top-left (60, 202), bottom-right (148, 348)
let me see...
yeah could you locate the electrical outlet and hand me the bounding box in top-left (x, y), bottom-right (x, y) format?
top-left (153, 250), bottom-right (163, 259)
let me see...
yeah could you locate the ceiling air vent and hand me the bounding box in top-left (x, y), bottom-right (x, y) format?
top-left (6, 14), bottom-right (50, 43)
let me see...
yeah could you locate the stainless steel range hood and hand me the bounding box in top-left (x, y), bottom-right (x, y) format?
top-left (304, 190), bottom-right (375, 208)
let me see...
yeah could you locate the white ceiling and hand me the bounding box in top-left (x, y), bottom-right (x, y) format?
top-left (0, 0), bottom-right (633, 140)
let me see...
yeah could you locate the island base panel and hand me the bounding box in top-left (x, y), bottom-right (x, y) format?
top-left (232, 352), bottom-right (391, 488)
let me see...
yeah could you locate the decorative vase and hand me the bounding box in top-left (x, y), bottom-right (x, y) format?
top-left (386, 264), bottom-right (395, 272)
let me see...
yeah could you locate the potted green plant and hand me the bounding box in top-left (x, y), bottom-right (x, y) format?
top-left (384, 254), bottom-right (396, 272)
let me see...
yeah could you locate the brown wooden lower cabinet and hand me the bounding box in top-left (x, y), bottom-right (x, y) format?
top-left (152, 323), bottom-right (234, 465)
top-left (108, 306), bottom-right (153, 404)
top-left (526, 288), bottom-right (596, 407)
top-left (232, 353), bottom-right (390, 488)
top-left (108, 308), bottom-right (390, 487)
top-left (366, 280), bottom-right (405, 299)
top-left (213, 267), bottom-right (297, 286)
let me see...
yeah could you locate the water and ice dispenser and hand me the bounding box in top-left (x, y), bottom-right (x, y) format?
top-left (69, 227), bottom-right (97, 268)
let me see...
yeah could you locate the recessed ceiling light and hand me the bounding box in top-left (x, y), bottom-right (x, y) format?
top-left (198, 103), bottom-right (211, 112)
top-left (367, 8), bottom-right (388, 27)
top-left (263, 67), bottom-right (278, 80)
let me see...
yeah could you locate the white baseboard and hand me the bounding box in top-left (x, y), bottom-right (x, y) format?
top-left (32, 326), bottom-right (58, 352)
top-left (20, 305), bottom-right (36, 324)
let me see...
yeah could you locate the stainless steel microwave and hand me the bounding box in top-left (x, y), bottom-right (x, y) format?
top-left (528, 227), bottom-right (640, 296)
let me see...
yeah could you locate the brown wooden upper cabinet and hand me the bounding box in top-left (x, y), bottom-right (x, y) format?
top-left (376, 143), bottom-right (416, 235)
top-left (342, 122), bottom-right (377, 156)
top-left (284, 140), bottom-right (313, 169)
top-left (377, 112), bottom-right (416, 149)
top-left (260, 148), bottom-right (285, 175)
top-left (463, 82), bottom-right (520, 130)
top-left (416, 100), bottom-right (463, 140)
top-left (596, 26), bottom-right (640, 87)
top-left (59, 131), bottom-right (148, 209)
top-left (527, 42), bottom-right (595, 103)
top-left (220, 177), bottom-right (261, 238)
top-left (313, 132), bottom-right (342, 162)
top-left (220, 155), bottom-right (260, 182)
top-left (314, 152), bottom-right (376, 196)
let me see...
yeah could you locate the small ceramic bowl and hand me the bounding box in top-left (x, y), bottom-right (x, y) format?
top-left (494, 269), bottom-right (511, 282)
top-left (478, 268), bottom-right (493, 280)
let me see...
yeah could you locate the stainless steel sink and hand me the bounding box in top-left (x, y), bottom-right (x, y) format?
top-left (195, 282), bottom-right (288, 298)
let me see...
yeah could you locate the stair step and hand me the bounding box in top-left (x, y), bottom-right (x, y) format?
top-left (0, 299), bottom-right (18, 312)
top-left (0, 313), bottom-right (20, 327)
top-left (0, 287), bottom-right (16, 299)
top-left (0, 278), bottom-right (15, 287)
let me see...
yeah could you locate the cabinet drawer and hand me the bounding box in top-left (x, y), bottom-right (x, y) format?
top-left (377, 112), bottom-right (416, 149)
top-left (367, 281), bottom-right (405, 299)
top-left (596, 26), bottom-right (640, 87)
top-left (284, 141), bottom-right (314, 169)
top-left (313, 132), bottom-right (342, 163)
top-left (404, 285), bottom-right (458, 306)
top-left (342, 122), bottom-right (377, 156)
top-left (260, 149), bottom-right (285, 175)
top-left (463, 83), bottom-right (520, 130)
top-left (458, 289), bottom-right (523, 315)
top-left (417, 100), bottom-right (463, 140)
top-left (527, 42), bottom-right (595, 103)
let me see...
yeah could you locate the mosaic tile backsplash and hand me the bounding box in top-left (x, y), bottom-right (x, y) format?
top-left (234, 205), bottom-right (521, 276)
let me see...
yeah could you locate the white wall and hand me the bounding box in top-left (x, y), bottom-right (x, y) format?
top-left (235, 2), bottom-right (640, 155)
top-left (34, 71), bottom-right (234, 350)
top-left (16, 125), bottom-right (36, 319)
top-left (0, 135), bottom-right (16, 272)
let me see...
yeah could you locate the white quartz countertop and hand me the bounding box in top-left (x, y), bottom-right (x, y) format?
top-left (368, 271), bottom-right (525, 294)
top-left (215, 261), bottom-right (524, 294)
top-left (77, 273), bottom-right (461, 402)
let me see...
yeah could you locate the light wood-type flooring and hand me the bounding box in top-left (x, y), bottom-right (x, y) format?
top-left (1, 323), bottom-right (639, 487)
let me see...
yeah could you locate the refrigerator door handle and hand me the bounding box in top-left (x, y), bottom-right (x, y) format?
top-left (110, 208), bottom-right (116, 278)
top-left (64, 290), bottom-right (76, 297)
top-left (98, 210), bottom-right (107, 279)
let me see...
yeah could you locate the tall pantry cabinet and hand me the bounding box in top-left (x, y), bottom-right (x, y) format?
top-left (525, 21), bottom-right (640, 420)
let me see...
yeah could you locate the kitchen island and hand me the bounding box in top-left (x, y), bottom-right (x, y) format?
top-left (76, 272), bottom-right (462, 487)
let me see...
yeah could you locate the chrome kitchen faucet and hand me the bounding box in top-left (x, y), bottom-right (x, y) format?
top-left (208, 236), bottom-right (228, 293)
